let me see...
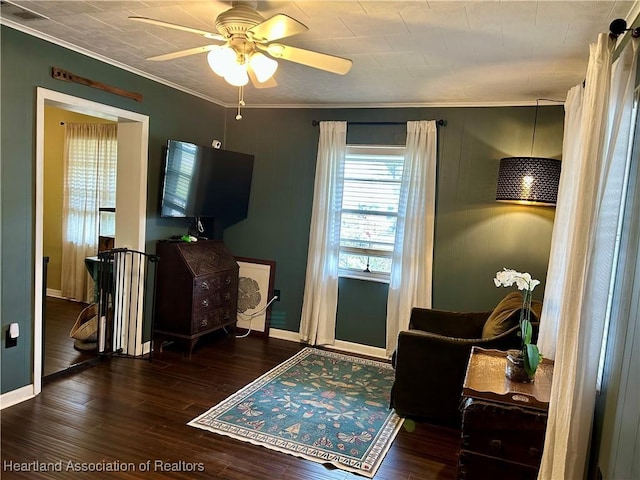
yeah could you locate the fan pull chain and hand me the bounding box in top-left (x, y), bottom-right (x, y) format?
top-left (236, 85), bottom-right (245, 120)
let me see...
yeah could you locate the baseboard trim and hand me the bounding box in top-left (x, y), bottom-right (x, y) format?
top-left (330, 340), bottom-right (388, 360)
top-left (46, 288), bottom-right (63, 298)
top-left (269, 328), bottom-right (300, 342)
top-left (0, 384), bottom-right (35, 410)
top-left (268, 329), bottom-right (388, 360)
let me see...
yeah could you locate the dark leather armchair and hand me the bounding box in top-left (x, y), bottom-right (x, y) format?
top-left (390, 298), bottom-right (540, 427)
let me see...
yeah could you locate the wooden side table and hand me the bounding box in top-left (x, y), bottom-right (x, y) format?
top-left (457, 347), bottom-right (553, 480)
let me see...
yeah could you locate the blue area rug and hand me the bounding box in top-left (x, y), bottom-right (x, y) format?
top-left (188, 347), bottom-right (403, 477)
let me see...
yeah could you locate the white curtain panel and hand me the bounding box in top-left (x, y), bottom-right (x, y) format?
top-left (538, 35), bottom-right (638, 480)
top-left (385, 120), bottom-right (437, 356)
top-left (535, 86), bottom-right (584, 355)
top-left (61, 123), bottom-right (117, 303)
top-left (299, 121), bottom-right (347, 346)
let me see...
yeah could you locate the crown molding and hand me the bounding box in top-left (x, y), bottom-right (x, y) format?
top-left (242, 99), bottom-right (565, 109)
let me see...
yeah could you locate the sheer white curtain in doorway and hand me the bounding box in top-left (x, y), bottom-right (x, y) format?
top-left (537, 34), bottom-right (638, 480)
top-left (61, 123), bottom-right (117, 303)
top-left (299, 121), bottom-right (346, 346)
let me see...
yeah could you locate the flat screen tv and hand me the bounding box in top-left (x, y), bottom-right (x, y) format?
top-left (160, 140), bottom-right (254, 226)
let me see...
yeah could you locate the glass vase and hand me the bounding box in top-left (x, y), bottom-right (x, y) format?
top-left (505, 349), bottom-right (533, 383)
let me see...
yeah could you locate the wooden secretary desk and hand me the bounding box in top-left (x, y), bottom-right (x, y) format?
top-left (154, 240), bottom-right (238, 357)
top-left (457, 347), bottom-right (554, 480)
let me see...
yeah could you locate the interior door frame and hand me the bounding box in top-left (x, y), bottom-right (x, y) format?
top-left (34, 87), bottom-right (149, 394)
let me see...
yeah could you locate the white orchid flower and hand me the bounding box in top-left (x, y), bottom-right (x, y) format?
top-left (494, 268), bottom-right (540, 292)
top-left (515, 276), bottom-right (529, 290)
top-left (494, 268), bottom-right (518, 287)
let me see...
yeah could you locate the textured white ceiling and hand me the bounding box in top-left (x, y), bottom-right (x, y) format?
top-left (2, 0), bottom-right (638, 107)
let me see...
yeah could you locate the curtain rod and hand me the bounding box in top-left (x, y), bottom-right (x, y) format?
top-left (610, 15), bottom-right (640, 61)
top-left (311, 119), bottom-right (446, 127)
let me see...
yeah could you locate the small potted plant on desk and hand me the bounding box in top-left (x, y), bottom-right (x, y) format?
top-left (494, 268), bottom-right (543, 382)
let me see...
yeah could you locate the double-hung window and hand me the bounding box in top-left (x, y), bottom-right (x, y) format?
top-left (338, 145), bottom-right (405, 282)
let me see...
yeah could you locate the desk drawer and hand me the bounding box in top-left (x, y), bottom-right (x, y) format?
top-left (194, 273), bottom-right (235, 294)
top-left (193, 287), bottom-right (234, 312)
top-left (192, 308), bottom-right (233, 333)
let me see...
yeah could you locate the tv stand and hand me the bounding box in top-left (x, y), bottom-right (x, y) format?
top-left (154, 240), bottom-right (238, 357)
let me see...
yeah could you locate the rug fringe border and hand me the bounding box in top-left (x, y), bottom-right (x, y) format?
top-left (188, 415), bottom-right (404, 478)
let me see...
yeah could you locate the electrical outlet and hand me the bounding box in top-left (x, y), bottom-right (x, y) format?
top-left (274, 289), bottom-right (281, 301)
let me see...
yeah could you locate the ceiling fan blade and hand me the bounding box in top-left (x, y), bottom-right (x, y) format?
top-left (248, 14), bottom-right (308, 43)
top-left (263, 44), bottom-right (352, 75)
top-left (247, 67), bottom-right (278, 89)
top-left (147, 45), bottom-right (217, 62)
top-left (129, 16), bottom-right (224, 41)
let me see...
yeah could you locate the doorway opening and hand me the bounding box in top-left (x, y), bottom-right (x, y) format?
top-left (42, 107), bottom-right (117, 377)
top-left (34, 88), bottom-right (149, 394)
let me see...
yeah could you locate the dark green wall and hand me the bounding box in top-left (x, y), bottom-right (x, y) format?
top-left (336, 278), bottom-right (389, 347)
top-left (222, 105), bottom-right (562, 347)
top-left (1, 24), bottom-right (564, 393)
top-left (0, 26), bottom-right (226, 393)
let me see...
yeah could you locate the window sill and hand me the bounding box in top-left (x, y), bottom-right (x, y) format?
top-left (338, 271), bottom-right (390, 284)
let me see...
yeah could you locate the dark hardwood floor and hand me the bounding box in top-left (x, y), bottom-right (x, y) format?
top-left (2, 333), bottom-right (460, 479)
top-left (43, 296), bottom-right (97, 377)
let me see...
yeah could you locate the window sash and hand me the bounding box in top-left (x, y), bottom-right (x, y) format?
top-left (339, 145), bottom-right (404, 279)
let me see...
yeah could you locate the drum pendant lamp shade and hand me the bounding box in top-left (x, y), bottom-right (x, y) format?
top-left (496, 157), bottom-right (561, 206)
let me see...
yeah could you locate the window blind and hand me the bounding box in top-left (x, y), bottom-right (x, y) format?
top-left (339, 145), bottom-right (405, 278)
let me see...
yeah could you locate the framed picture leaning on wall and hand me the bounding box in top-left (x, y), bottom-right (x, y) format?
top-left (234, 257), bottom-right (276, 337)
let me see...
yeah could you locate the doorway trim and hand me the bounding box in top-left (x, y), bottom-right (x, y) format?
top-left (34, 87), bottom-right (149, 396)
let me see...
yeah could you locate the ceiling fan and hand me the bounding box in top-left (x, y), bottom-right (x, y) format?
top-left (130, 1), bottom-right (353, 90)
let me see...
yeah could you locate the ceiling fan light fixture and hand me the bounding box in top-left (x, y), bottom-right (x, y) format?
top-left (135, 3), bottom-right (353, 93)
top-left (224, 62), bottom-right (249, 87)
top-left (266, 44), bottom-right (285, 58)
top-left (207, 46), bottom-right (236, 76)
top-left (249, 52), bottom-right (278, 83)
